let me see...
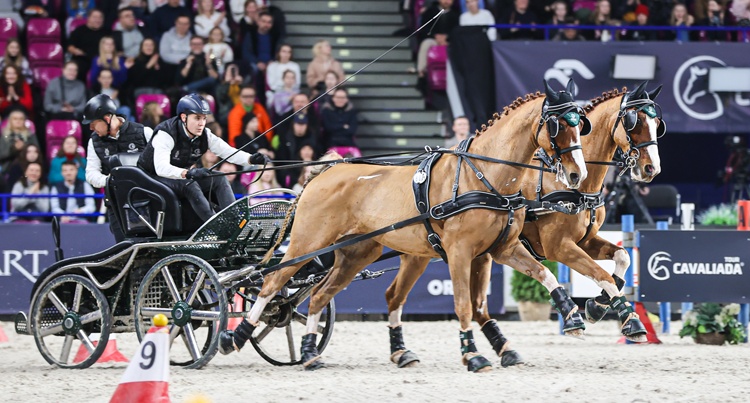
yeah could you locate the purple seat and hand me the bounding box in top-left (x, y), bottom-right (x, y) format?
top-left (26, 18), bottom-right (62, 44)
top-left (28, 42), bottom-right (64, 68)
top-left (135, 94), bottom-right (171, 121)
top-left (32, 66), bottom-right (62, 91)
top-left (203, 93), bottom-right (216, 114)
top-left (46, 119), bottom-right (82, 143)
top-left (0, 18), bottom-right (18, 40)
top-left (426, 45), bottom-right (447, 91)
top-left (66, 17), bottom-right (86, 39)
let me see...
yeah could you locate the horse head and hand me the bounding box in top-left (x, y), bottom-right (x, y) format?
top-left (614, 81), bottom-right (665, 182)
top-left (540, 78), bottom-right (589, 189)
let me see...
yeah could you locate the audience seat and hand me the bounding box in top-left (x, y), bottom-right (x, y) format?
top-left (46, 120), bottom-right (83, 159)
top-left (26, 18), bottom-right (62, 44)
top-left (66, 16), bottom-right (86, 39)
top-left (28, 42), bottom-right (64, 68)
top-left (32, 66), bottom-right (62, 91)
top-left (135, 93), bottom-right (171, 121)
top-left (0, 17), bottom-right (18, 41)
top-left (203, 93), bottom-right (216, 114)
top-left (426, 45), bottom-right (447, 91)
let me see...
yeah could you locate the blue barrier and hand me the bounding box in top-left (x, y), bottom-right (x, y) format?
top-left (557, 263), bottom-right (570, 335)
top-left (656, 221), bottom-right (671, 334)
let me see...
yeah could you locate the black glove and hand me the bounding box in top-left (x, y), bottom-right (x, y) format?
top-left (185, 167), bottom-right (212, 180)
top-left (249, 152), bottom-right (270, 165)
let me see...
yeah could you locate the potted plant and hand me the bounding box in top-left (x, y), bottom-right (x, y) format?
top-left (679, 303), bottom-right (746, 345)
top-left (697, 204), bottom-right (737, 227)
top-left (511, 260), bottom-right (557, 321)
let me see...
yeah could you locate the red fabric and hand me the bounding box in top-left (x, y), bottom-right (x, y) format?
top-left (0, 82), bottom-right (34, 117)
top-left (227, 102), bottom-right (273, 147)
top-left (110, 381), bottom-right (170, 403)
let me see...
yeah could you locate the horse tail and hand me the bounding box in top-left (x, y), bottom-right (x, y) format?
top-left (260, 151), bottom-right (344, 265)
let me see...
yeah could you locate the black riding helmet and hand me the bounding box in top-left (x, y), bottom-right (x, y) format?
top-left (82, 94), bottom-right (118, 124)
top-left (177, 93), bottom-right (212, 117)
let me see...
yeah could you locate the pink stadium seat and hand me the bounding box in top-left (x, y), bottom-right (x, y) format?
top-left (46, 120), bottom-right (82, 144)
top-left (28, 42), bottom-right (64, 68)
top-left (32, 66), bottom-right (62, 91)
top-left (26, 18), bottom-right (62, 44)
top-left (203, 93), bottom-right (216, 113)
top-left (426, 45), bottom-right (447, 91)
top-left (0, 118), bottom-right (36, 135)
top-left (66, 17), bottom-right (86, 38)
top-left (135, 94), bottom-right (171, 121)
top-left (0, 18), bottom-right (18, 40)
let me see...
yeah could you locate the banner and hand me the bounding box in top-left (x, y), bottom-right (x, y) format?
top-left (639, 230), bottom-right (750, 303)
top-left (492, 42), bottom-right (750, 133)
top-left (0, 224), bottom-right (115, 315)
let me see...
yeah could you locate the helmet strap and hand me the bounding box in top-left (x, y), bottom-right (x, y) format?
top-left (182, 114), bottom-right (198, 138)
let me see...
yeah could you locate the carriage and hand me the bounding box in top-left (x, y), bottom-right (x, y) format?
top-left (13, 154), bottom-right (341, 369)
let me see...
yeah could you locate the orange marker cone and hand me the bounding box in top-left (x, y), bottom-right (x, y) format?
top-left (0, 326), bottom-right (9, 344)
top-left (110, 314), bottom-right (171, 403)
top-left (74, 334), bottom-right (128, 364)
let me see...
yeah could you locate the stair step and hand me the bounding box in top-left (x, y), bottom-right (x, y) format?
top-left (346, 86), bottom-right (421, 98)
top-left (286, 35), bottom-right (411, 48)
top-left (279, 0), bottom-right (401, 13)
top-left (360, 123), bottom-right (442, 137)
top-left (288, 24), bottom-right (404, 36)
top-left (333, 47), bottom-right (411, 62)
top-left (360, 110), bottom-right (442, 124)
top-left (357, 136), bottom-right (448, 150)
top-left (285, 12), bottom-right (403, 25)
top-left (331, 60), bottom-right (415, 74)
top-left (352, 98), bottom-right (425, 110)
top-left (346, 73), bottom-right (417, 87)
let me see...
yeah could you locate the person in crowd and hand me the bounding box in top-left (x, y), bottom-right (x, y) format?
top-left (306, 40), bottom-right (345, 97)
top-left (497, 0), bottom-right (539, 39)
top-left (586, 0), bottom-right (621, 41)
top-left (113, 7), bottom-right (146, 60)
top-left (10, 161), bottom-right (49, 222)
top-left (149, 0), bottom-right (189, 40)
top-left (291, 164), bottom-right (313, 194)
top-left (227, 84), bottom-right (273, 147)
top-left (95, 68), bottom-right (133, 120)
top-left (50, 160), bottom-right (96, 223)
top-left (176, 36), bottom-right (220, 95)
top-left (126, 38), bottom-right (167, 100)
top-left (418, 0), bottom-right (461, 45)
top-left (546, 0), bottom-right (569, 38)
top-left (65, 0), bottom-right (96, 35)
top-left (136, 93), bottom-right (268, 222)
top-left (248, 162), bottom-right (282, 203)
top-left (265, 44), bottom-right (300, 102)
top-left (235, 111), bottom-right (275, 156)
top-left (44, 61), bottom-right (88, 120)
top-left (160, 14), bottom-right (193, 80)
top-left (0, 39), bottom-right (33, 85)
top-left (730, 0), bottom-right (750, 26)
top-left (89, 36), bottom-right (130, 89)
top-left (204, 27), bottom-right (235, 75)
top-left (219, 161), bottom-right (246, 196)
top-left (140, 101), bottom-right (165, 128)
top-left (268, 69), bottom-right (298, 119)
top-left (320, 88), bottom-right (360, 157)
top-left (276, 112), bottom-right (317, 187)
top-left (275, 92), bottom-right (319, 140)
top-left (698, 0), bottom-right (733, 41)
top-left (83, 94), bottom-right (152, 240)
top-left (0, 65), bottom-right (33, 118)
top-left (460, 0), bottom-right (497, 41)
top-left (315, 70), bottom-right (339, 110)
top-left (194, 0), bottom-right (231, 39)
top-left (147, 0), bottom-right (184, 14)
top-left (235, 0), bottom-right (260, 47)
top-left (49, 135), bottom-right (86, 184)
top-left (0, 109), bottom-right (38, 191)
top-left (622, 4), bottom-right (656, 41)
top-left (216, 63), bottom-right (250, 125)
top-left (67, 9), bottom-right (111, 82)
top-left (241, 10), bottom-right (282, 104)
top-left (553, 16), bottom-right (587, 40)
top-left (117, 0), bottom-right (147, 20)
top-left (198, 148), bottom-right (219, 169)
top-left (4, 143), bottom-right (43, 191)
top-left (665, 3), bottom-right (695, 41)
top-left (445, 116), bottom-right (471, 148)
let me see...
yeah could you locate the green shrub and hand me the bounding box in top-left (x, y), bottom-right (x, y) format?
top-left (697, 204), bottom-right (737, 226)
top-left (510, 260), bottom-right (558, 303)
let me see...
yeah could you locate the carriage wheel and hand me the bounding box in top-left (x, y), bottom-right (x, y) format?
top-left (30, 274), bottom-right (112, 369)
top-left (134, 254), bottom-right (227, 369)
top-left (247, 286), bottom-right (335, 366)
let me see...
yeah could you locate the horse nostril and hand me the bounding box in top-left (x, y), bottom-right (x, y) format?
top-left (644, 164), bottom-right (655, 175)
top-left (570, 173), bottom-right (580, 185)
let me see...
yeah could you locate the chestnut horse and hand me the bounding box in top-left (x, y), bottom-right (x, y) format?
top-left (219, 80), bottom-right (590, 371)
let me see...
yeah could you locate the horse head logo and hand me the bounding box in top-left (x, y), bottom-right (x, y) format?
top-left (543, 60), bottom-right (595, 93)
top-left (673, 56), bottom-right (726, 120)
top-left (647, 251), bottom-right (672, 281)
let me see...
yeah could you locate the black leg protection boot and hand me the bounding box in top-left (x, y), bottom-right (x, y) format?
top-left (459, 330), bottom-right (492, 373)
top-left (301, 333), bottom-right (324, 370)
top-left (550, 287), bottom-right (586, 336)
top-left (585, 275), bottom-right (625, 323)
top-left (389, 326), bottom-right (420, 368)
top-left (219, 319), bottom-right (255, 355)
top-left (480, 320), bottom-right (524, 367)
top-left (610, 296), bottom-right (648, 342)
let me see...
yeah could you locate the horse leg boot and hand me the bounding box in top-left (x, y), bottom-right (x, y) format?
top-left (385, 255), bottom-right (429, 368)
top-left (610, 296), bottom-right (648, 342)
top-left (460, 329), bottom-right (492, 372)
top-left (579, 240), bottom-right (630, 323)
top-left (301, 312), bottom-right (325, 370)
top-left (389, 325), bottom-right (420, 368)
top-left (550, 287), bottom-right (586, 337)
top-left (219, 294), bottom-right (273, 355)
top-left (480, 320), bottom-right (524, 367)
top-left (585, 274), bottom-right (625, 323)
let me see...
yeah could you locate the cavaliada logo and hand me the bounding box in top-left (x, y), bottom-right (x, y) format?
top-left (673, 56), bottom-right (750, 121)
top-left (647, 251), bottom-right (744, 281)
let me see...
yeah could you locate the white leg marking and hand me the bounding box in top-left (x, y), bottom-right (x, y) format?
top-left (357, 174), bottom-right (382, 181)
top-left (613, 249), bottom-right (630, 278)
top-left (246, 295), bottom-right (274, 326)
top-left (306, 311), bottom-right (323, 334)
top-left (597, 280), bottom-right (620, 300)
top-left (539, 268), bottom-right (561, 293)
top-left (388, 306), bottom-right (403, 328)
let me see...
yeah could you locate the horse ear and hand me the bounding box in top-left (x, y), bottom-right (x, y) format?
top-left (632, 81), bottom-right (647, 98)
top-left (648, 84), bottom-right (663, 100)
top-left (544, 80), bottom-right (558, 103)
top-left (566, 78), bottom-right (576, 96)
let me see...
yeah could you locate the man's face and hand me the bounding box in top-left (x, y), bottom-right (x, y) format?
top-left (332, 90), bottom-right (348, 108)
top-left (258, 15), bottom-right (273, 34)
top-left (63, 64), bottom-right (78, 80)
top-left (90, 116), bottom-right (112, 137)
top-left (184, 113), bottom-right (208, 135)
top-left (190, 38), bottom-right (204, 54)
top-left (240, 90), bottom-right (256, 107)
top-left (293, 123), bottom-right (307, 136)
top-left (453, 118), bottom-right (470, 139)
top-left (88, 11), bottom-right (104, 29)
top-left (175, 17), bottom-right (190, 35)
top-left (292, 94), bottom-right (308, 111)
top-left (62, 164), bottom-right (77, 182)
top-left (119, 10), bottom-right (135, 29)
top-left (439, 0), bottom-right (453, 10)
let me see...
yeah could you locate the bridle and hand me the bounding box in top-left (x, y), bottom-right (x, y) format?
top-left (611, 93), bottom-right (667, 174)
top-left (535, 99), bottom-right (591, 177)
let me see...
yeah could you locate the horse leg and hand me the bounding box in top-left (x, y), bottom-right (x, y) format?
top-left (547, 238), bottom-right (646, 342)
top-left (301, 240), bottom-right (384, 370)
top-left (469, 254), bottom-right (524, 367)
top-left (383, 255), bottom-right (431, 368)
top-left (577, 235), bottom-right (629, 323)
top-left (493, 241), bottom-right (586, 338)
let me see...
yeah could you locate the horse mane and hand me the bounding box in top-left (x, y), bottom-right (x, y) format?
top-left (475, 91), bottom-right (545, 137)
top-left (584, 87), bottom-right (627, 113)
top-left (260, 151), bottom-right (342, 264)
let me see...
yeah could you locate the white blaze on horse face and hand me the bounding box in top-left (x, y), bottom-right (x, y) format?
top-left (613, 248), bottom-right (630, 279)
top-left (357, 174), bottom-right (382, 181)
top-left (643, 117), bottom-right (662, 177)
top-left (306, 311), bottom-right (323, 334)
top-left (246, 295), bottom-right (274, 326)
top-left (389, 306), bottom-right (403, 328)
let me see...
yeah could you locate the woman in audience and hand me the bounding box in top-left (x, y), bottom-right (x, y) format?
top-left (125, 38), bottom-right (165, 101)
top-left (316, 70), bottom-right (339, 110)
top-left (89, 36), bottom-right (130, 89)
top-left (236, 0), bottom-right (260, 48)
top-left (587, 0), bottom-right (621, 41)
top-left (306, 40), bottom-right (345, 97)
top-left (0, 109), bottom-right (38, 181)
top-left (49, 135), bottom-right (86, 184)
top-left (665, 3), bottom-right (695, 41)
top-left (265, 44), bottom-right (300, 102)
top-left (194, 0), bottom-right (231, 39)
top-left (698, 0), bottom-right (733, 41)
top-left (0, 39), bottom-right (33, 85)
top-left (219, 161), bottom-right (247, 196)
top-left (204, 27), bottom-right (235, 75)
top-left (139, 101), bottom-right (165, 128)
top-left (10, 161), bottom-right (50, 222)
top-left (4, 143), bottom-right (44, 190)
top-left (460, 0), bottom-right (497, 41)
top-left (95, 68), bottom-right (133, 120)
top-left (216, 62), bottom-right (250, 125)
top-left (320, 87), bottom-right (360, 157)
top-left (0, 65), bottom-right (34, 118)
top-left (268, 69), bottom-right (298, 119)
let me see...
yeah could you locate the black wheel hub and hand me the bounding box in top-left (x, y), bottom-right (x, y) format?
top-left (172, 301), bottom-right (192, 327)
top-left (274, 300), bottom-right (294, 328)
top-left (62, 312), bottom-right (81, 336)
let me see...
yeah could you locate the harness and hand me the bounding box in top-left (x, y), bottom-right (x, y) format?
top-left (611, 93), bottom-right (666, 176)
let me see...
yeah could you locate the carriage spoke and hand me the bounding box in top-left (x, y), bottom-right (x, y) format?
top-left (190, 310), bottom-right (221, 321)
top-left (39, 322), bottom-right (65, 337)
top-left (160, 266), bottom-right (182, 303)
top-left (77, 330), bottom-right (96, 353)
top-left (79, 310), bottom-right (103, 325)
top-left (72, 283), bottom-right (83, 312)
top-left (180, 323), bottom-right (201, 360)
top-left (47, 291), bottom-right (69, 314)
top-left (140, 307), bottom-right (173, 318)
top-left (169, 324), bottom-right (181, 346)
top-left (285, 325), bottom-right (297, 361)
top-left (59, 335), bottom-right (75, 362)
top-left (254, 324), bottom-right (274, 343)
top-left (185, 271), bottom-right (207, 305)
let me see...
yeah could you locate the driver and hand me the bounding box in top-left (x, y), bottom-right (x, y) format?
top-left (137, 93), bottom-right (268, 222)
top-left (83, 94), bottom-right (152, 242)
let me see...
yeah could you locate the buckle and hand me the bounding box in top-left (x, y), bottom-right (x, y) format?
top-left (476, 171), bottom-right (484, 180)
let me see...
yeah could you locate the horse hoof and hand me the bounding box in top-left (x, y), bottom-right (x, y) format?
top-left (622, 317), bottom-right (648, 343)
top-left (500, 350), bottom-right (524, 367)
top-left (564, 328), bottom-right (586, 340)
top-left (584, 298), bottom-right (609, 324)
top-left (218, 330), bottom-right (239, 355)
top-left (466, 355), bottom-right (493, 373)
top-left (626, 333), bottom-right (648, 343)
top-left (303, 356), bottom-right (325, 371)
top-left (396, 350), bottom-right (420, 368)
top-left (562, 313), bottom-right (587, 337)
